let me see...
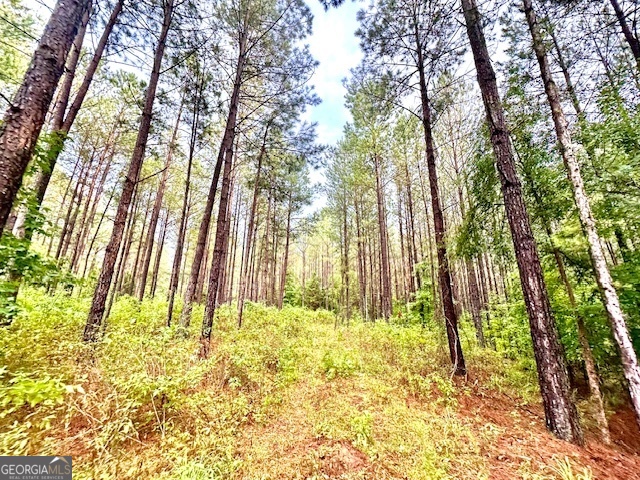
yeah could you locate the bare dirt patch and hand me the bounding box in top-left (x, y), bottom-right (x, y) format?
top-left (457, 385), bottom-right (640, 479)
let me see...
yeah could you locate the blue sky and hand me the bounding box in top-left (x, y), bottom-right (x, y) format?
top-left (305, 0), bottom-right (363, 146)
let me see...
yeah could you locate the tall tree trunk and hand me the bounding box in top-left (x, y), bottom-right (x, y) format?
top-left (0, 0), bottom-right (91, 233)
top-left (182, 35), bottom-right (246, 328)
top-left (31, 0), bottom-right (123, 217)
top-left (462, 0), bottom-right (582, 444)
top-left (138, 102), bottom-right (183, 300)
top-left (416, 33), bottom-right (466, 375)
top-left (237, 123), bottom-right (269, 326)
top-left (201, 131), bottom-right (235, 345)
top-left (167, 75), bottom-right (202, 325)
top-left (524, 0), bottom-right (640, 429)
top-left (373, 154), bottom-right (392, 320)
top-left (84, 0), bottom-right (174, 341)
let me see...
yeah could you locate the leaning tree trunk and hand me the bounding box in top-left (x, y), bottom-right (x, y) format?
top-left (30, 0), bottom-right (123, 212)
top-left (608, 0), bottom-right (640, 69)
top-left (524, 0), bottom-right (640, 430)
top-left (0, 0), bottom-right (91, 234)
top-left (461, 0), bottom-right (582, 444)
top-left (83, 0), bottom-right (174, 342)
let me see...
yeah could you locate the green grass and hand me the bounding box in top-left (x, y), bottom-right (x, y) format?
top-left (0, 288), bottom-right (601, 479)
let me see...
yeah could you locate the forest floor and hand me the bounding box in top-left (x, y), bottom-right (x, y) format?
top-left (1, 289), bottom-right (639, 479)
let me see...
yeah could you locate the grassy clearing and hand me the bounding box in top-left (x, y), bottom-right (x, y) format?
top-left (0, 288), bottom-right (635, 479)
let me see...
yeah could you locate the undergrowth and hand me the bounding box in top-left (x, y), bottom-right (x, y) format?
top-left (0, 287), bottom-right (595, 479)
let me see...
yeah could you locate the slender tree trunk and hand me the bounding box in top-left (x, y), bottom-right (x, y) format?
top-left (373, 154), bottom-right (392, 320)
top-left (150, 209), bottom-right (168, 298)
top-left (237, 123), bottom-right (268, 327)
top-left (201, 129), bottom-right (235, 345)
top-left (182, 36), bottom-right (246, 328)
top-left (524, 0), bottom-right (640, 429)
top-left (138, 102), bottom-right (183, 300)
top-left (84, 0), bottom-right (174, 341)
top-left (416, 35), bottom-right (465, 375)
top-left (0, 0), bottom-right (91, 233)
top-left (72, 141), bottom-right (117, 273)
top-left (167, 76), bottom-right (202, 325)
top-left (279, 193), bottom-right (293, 309)
top-left (462, 0), bottom-right (582, 443)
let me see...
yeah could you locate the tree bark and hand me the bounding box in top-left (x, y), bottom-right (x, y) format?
top-left (0, 0), bottom-right (91, 234)
top-left (84, 0), bottom-right (174, 341)
top-left (462, 0), bottom-right (582, 444)
top-left (32, 0), bottom-right (123, 214)
top-left (524, 0), bottom-right (640, 430)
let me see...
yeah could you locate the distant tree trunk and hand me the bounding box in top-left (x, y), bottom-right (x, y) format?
top-left (416, 32), bottom-right (465, 375)
top-left (354, 197), bottom-right (367, 318)
top-left (0, 0), bottom-right (91, 234)
top-left (524, 0), bottom-right (640, 430)
top-left (84, 0), bottom-right (174, 341)
top-left (226, 190), bottom-right (242, 304)
top-left (72, 139), bottom-right (117, 273)
top-left (404, 163), bottom-right (419, 291)
top-left (138, 102), bottom-right (183, 300)
top-left (462, 0), bottom-right (582, 444)
top-left (451, 145), bottom-right (485, 347)
top-left (128, 193), bottom-right (153, 295)
top-left (182, 34), bottom-right (246, 328)
top-left (80, 188), bottom-right (114, 281)
top-left (279, 192), bottom-right (293, 309)
top-left (57, 150), bottom-right (95, 260)
top-left (68, 144), bottom-right (110, 268)
top-left (416, 159), bottom-right (438, 312)
top-left (167, 76), bottom-right (202, 325)
top-left (237, 127), bottom-right (267, 327)
top-left (150, 209), bottom-right (168, 298)
top-left (373, 154), bottom-right (392, 320)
